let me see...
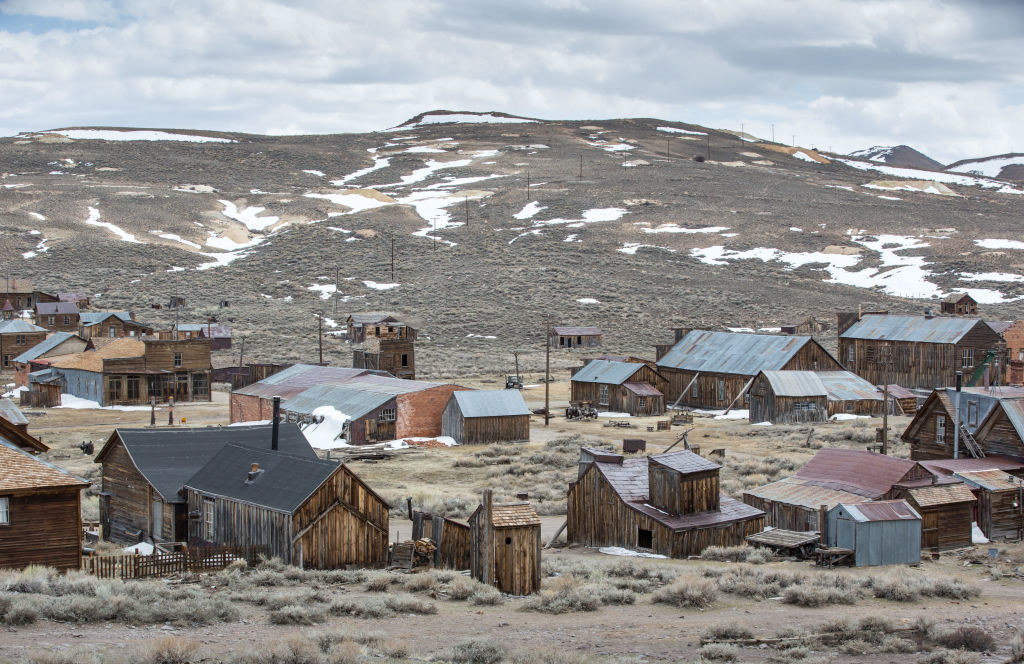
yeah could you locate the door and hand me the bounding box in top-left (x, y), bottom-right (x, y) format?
top-left (151, 497), bottom-right (163, 540)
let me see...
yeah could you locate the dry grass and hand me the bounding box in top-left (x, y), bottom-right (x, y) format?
top-left (445, 638), bottom-right (507, 664)
top-left (522, 575), bottom-right (602, 614)
top-left (652, 573), bottom-right (717, 608)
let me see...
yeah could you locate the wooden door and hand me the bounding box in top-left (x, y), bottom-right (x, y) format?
top-left (920, 511), bottom-right (937, 549)
top-left (151, 497), bottom-right (162, 539)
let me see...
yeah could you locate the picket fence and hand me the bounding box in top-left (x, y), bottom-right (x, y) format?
top-left (82, 545), bottom-right (264, 580)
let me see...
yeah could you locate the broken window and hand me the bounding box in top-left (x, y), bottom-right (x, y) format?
top-left (599, 384), bottom-right (609, 405)
top-left (717, 380), bottom-right (725, 402)
top-left (637, 528), bottom-right (653, 549)
top-left (936, 415), bottom-right (946, 444)
top-left (401, 354), bottom-right (409, 367)
top-left (378, 407), bottom-right (396, 422)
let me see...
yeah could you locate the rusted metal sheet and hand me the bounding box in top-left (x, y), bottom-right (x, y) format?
top-left (796, 449), bottom-right (920, 498)
top-left (840, 314), bottom-right (981, 344)
top-left (657, 330), bottom-right (819, 376)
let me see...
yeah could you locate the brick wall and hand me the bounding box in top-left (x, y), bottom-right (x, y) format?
top-left (396, 385), bottom-right (470, 438)
top-left (230, 393), bottom-right (271, 423)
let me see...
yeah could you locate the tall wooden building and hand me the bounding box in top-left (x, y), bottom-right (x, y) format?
top-left (655, 330), bottom-right (841, 409)
top-left (570, 359), bottom-right (668, 416)
top-left (94, 423), bottom-right (315, 544)
top-left (352, 337), bottom-right (415, 380)
top-left (901, 387), bottom-right (1024, 461)
top-left (442, 389), bottom-right (530, 445)
top-left (0, 438), bottom-right (89, 570)
top-left (35, 302), bottom-right (80, 333)
top-left (345, 313), bottom-right (417, 344)
top-left (184, 445), bottom-right (389, 569)
top-left (78, 311), bottom-right (154, 339)
top-left (0, 320), bottom-right (47, 371)
top-left (568, 448), bottom-right (764, 558)
top-left (838, 313), bottom-right (1004, 390)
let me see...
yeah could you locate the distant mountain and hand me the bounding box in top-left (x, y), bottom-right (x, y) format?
top-left (848, 145), bottom-right (943, 170)
top-left (946, 153), bottom-right (1024, 183)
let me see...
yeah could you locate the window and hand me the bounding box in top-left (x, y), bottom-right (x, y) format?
top-left (173, 352), bottom-right (182, 367)
top-left (129, 330), bottom-right (136, 337)
top-left (47, 316), bottom-right (55, 325)
top-left (108, 327), bottom-right (115, 337)
top-left (62, 316), bottom-right (70, 326)
top-left (191, 372), bottom-right (209, 398)
top-left (203, 498), bottom-right (215, 540)
top-left (847, 345), bottom-right (855, 365)
top-left (845, 402), bottom-right (854, 412)
top-left (107, 377), bottom-right (123, 402)
top-left (717, 379), bottom-right (725, 402)
top-left (794, 401), bottom-right (817, 412)
top-left (375, 326), bottom-right (381, 336)
top-left (401, 353), bottom-right (409, 367)
top-left (599, 384), bottom-right (609, 405)
top-left (0, 496), bottom-right (9, 525)
top-left (126, 375), bottom-right (140, 401)
top-left (936, 415), bottom-right (946, 444)
top-left (638, 397), bottom-right (646, 409)
top-left (637, 528), bottom-right (653, 549)
top-left (559, 336), bottom-right (565, 347)
top-left (962, 348), bottom-right (974, 368)
top-left (378, 407), bottom-right (396, 422)
top-left (865, 345), bottom-right (876, 363)
top-left (967, 400), bottom-right (979, 427)
top-left (2, 355), bottom-right (10, 368)
top-left (1019, 350), bottom-right (1024, 361)
top-left (15, 335), bottom-right (25, 346)
top-left (691, 380), bottom-right (698, 398)
top-left (576, 336), bottom-right (582, 344)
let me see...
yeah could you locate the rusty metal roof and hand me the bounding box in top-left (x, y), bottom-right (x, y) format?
top-left (883, 384), bottom-right (917, 400)
top-left (955, 469), bottom-right (1021, 491)
top-left (840, 314), bottom-right (985, 343)
top-left (844, 500), bottom-right (920, 522)
top-left (657, 330), bottom-right (821, 376)
top-left (572, 359), bottom-right (643, 385)
top-left (232, 364), bottom-right (373, 399)
top-left (631, 495), bottom-right (763, 530)
top-left (922, 455), bottom-right (1024, 476)
top-left (796, 448), bottom-right (919, 498)
top-left (906, 482), bottom-right (977, 507)
top-left (553, 326), bottom-right (601, 336)
top-left (623, 381), bottom-right (663, 397)
top-left (744, 476), bottom-right (870, 510)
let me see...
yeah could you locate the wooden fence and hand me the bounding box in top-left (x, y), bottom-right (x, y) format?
top-left (82, 545), bottom-right (264, 580)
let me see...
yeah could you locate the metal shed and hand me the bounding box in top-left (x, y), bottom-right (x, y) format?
top-left (826, 500), bottom-right (922, 567)
top-left (441, 389), bottom-right (530, 445)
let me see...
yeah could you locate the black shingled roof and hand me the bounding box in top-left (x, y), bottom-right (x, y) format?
top-left (97, 424), bottom-right (314, 503)
top-left (183, 444), bottom-right (339, 513)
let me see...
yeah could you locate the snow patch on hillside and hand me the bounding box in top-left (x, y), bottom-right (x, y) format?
top-left (51, 129), bottom-right (235, 143)
top-left (219, 200), bottom-right (279, 232)
top-left (84, 206), bottom-right (142, 243)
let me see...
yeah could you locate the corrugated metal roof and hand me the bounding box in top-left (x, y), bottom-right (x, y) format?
top-left (624, 381), bottom-right (662, 397)
top-left (79, 311), bottom-right (151, 329)
top-left (36, 302), bottom-right (78, 315)
top-left (553, 326), bottom-right (601, 336)
top-left (922, 455), bottom-right (1024, 476)
top-left (12, 332), bottom-right (79, 364)
top-left (183, 444), bottom-right (339, 513)
top-left (955, 469), bottom-right (1021, 491)
top-left (0, 319), bottom-right (46, 334)
top-left (844, 500), bottom-right (920, 522)
top-left (987, 320), bottom-right (1014, 336)
top-left (0, 398), bottom-right (28, 427)
top-left (232, 364), bottom-right (372, 398)
top-left (657, 330), bottom-right (818, 376)
top-left (816, 371), bottom-right (883, 402)
top-left (883, 384), bottom-right (917, 400)
top-left (348, 313), bottom-right (400, 325)
top-left (796, 449), bottom-right (919, 498)
top-left (453, 390), bottom-right (530, 418)
top-left (744, 476), bottom-right (870, 510)
top-left (282, 383), bottom-right (394, 419)
top-left (906, 482), bottom-right (976, 506)
top-left (572, 359), bottom-right (643, 385)
top-left (761, 371), bottom-right (826, 397)
top-left (840, 314), bottom-right (983, 343)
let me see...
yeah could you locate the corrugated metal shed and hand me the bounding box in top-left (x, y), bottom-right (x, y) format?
top-left (744, 475), bottom-right (869, 510)
top-left (657, 330), bottom-right (814, 376)
top-left (452, 390), bottom-right (530, 418)
top-left (840, 314), bottom-right (981, 343)
top-left (827, 500), bottom-right (922, 566)
top-left (796, 449), bottom-right (919, 498)
top-left (761, 371), bottom-right (826, 397)
top-left (0, 398), bottom-right (28, 427)
top-left (282, 383), bottom-right (393, 419)
top-left (955, 469), bottom-right (1021, 491)
top-left (12, 332), bottom-right (79, 363)
top-left (0, 320), bottom-right (46, 334)
top-left (572, 359), bottom-right (643, 385)
top-left (553, 326), bottom-right (601, 336)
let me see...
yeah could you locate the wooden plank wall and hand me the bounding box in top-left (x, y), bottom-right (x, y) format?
top-left (458, 415), bottom-right (530, 445)
top-left (741, 494), bottom-right (819, 531)
top-left (100, 437), bottom-right (152, 543)
top-left (0, 488), bottom-right (82, 570)
top-left (977, 488), bottom-right (1023, 541)
top-left (907, 499), bottom-right (973, 550)
top-left (976, 409), bottom-right (1024, 458)
top-left (492, 525), bottom-right (541, 595)
top-left (647, 465), bottom-right (719, 514)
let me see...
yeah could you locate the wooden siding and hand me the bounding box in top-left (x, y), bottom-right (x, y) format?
top-left (352, 340), bottom-right (415, 380)
top-left (903, 497), bottom-right (973, 550)
top-left (567, 465), bottom-right (763, 558)
top-left (100, 437), bottom-right (155, 543)
top-left (469, 508), bottom-right (540, 595)
top-left (839, 323), bottom-right (1004, 390)
top-left (741, 494), bottom-right (820, 531)
top-left (747, 374), bottom-right (828, 424)
top-left (188, 492), bottom-right (292, 560)
top-left (0, 488), bottom-right (82, 570)
top-left (976, 488), bottom-right (1023, 541)
top-left (975, 408), bottom-right (1024, 460)
top-left (1, 331), bottom-right (47, 370)
top-left (570, 365), bottom-right (667, 415)
top-left (647, 464), bottom-right (719, 514)
top-left (441, 400), bottom-right (530, 445)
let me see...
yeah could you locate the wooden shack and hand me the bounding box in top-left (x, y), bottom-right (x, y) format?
top-left (884, 384), bottom-right (919, 415)
top-left (974, 396), bottom-right (1024, 460)
top-left (941, 293), bottom-right (978, 316)
top-left (0, 438), bottom-right (89, 570)
top-left (345, 313), bottom-right (418, 344)
top-left (550, 326), bottom-right (602, 350)
top-left (743, 449), bottom-right (932, 531)
top-left (94, 423), bottom-right (315, 543)
top-left (748, 370), bottom-right (885, 424)
top-left (352, 337), bottom-right (415, 380)
top-left (568, 449), bottom-right (764, 557)
top-left (469, 491), bottom-right (541, 595)
top-left (891, 482), bottom-right (976, 550)
top-left (901, 388), bottom-right (1024, 461)
top-left (184, 445), bottom-right (388, 568)
top-left (655, 330), bottom-right (842, 410)
top-left (0, 320), bottom-right (47, 372)
top-left (78, 311), bottom-right (154, 339)
top-left (838, 313), bottom-right (1004, 390)
top-left (955, 470), bottom-right (1023, 541)
top-left (781, 316), bottom-right (830, 335)
top-left (411, 510), bottom-right (471, 570)
top-left (442, 389), bottom-right (530, 445)
top-left (570, 359), bottom-right (668, 416)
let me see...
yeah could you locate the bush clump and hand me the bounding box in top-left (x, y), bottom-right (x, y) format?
top-left (652, 574), bottom-right (717, 609)
top-left (522, 576), bottom-right (601, 614)
top-left (445, 638), bottom-right (507, 664)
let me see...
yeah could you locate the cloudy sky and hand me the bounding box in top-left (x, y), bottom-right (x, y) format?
top-left (0, 0), bottom-right (1021, 163)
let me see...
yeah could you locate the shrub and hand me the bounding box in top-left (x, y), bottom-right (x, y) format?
top-left (782, 583), bottom-right (857, 607)
top-left (919, 651), bottom-right (980, 664)
top-left (1011, 633), bottom-right (1024, 663)
top-left (365, 572), bottom-right (402, 592)
top-left (3, 595), bottom-right (42, 625)
top-left (933, 627), bottom-right (994, 652)
top-left (469, 585), bottom-right (505, 606)
top-left (269, 604), bottom-right (326, 625)
top-left (697, 643), bottom-right (739, 661)
top-left (138, 636), bottom-right (200, 664)
top-left (702, 623), bottom-right (753, 642)
top-left (329, 597), bottom-right (393, 619)
top-left (522, 576), bottom-right (601, 614)
top-left (652, 574), bottom-right (717, 609)
top-left (447, 575), bottom-right (486, 600)
top-left (446, 638), bottom-right (507, 664)
top-left (700, 545), bottom-right (774, 564)
top-left (585, 584), bottom-right (635, 606)
top-left (27, 649), bottom-right (102, 664)
top-left (405, 572), bottom-right (439, 593)
top-left (384, 593), bottom-right (438, 615)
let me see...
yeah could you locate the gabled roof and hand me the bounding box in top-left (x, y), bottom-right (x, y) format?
top-left (452, 390), bottom-right (530, 418)
top-left (572, 359), bottom-right (645, 385)
top-left (623, 381), bottom-right (662, 397)
top-left (657, 330), bottom-right (827, 376)
top-left (841, 500), bottom-right (920, 522)
top-left (922, 455), bottom-right (1024, 476)
top-left (905, 482), bottom-right (977, 507)
top-left (840, 314), bottom-right (986, 344)
top-left (183, 444), bottom-right (340, 513)
top-left (943, 292), bottom-right (975, 304)
top-left (795, 449), bottom-right (921, 498)
top-left (649, 450), bottom-right (720, 475)
top-left (955, 469), bottom-right (1021, 491)
top-left (902, 388), bottom-right (1024, 442)
top-left (48, 338), bottom-right (145, 372)
top-left (13, 332), bottom-right (83, 364)
top-left (94, 423), bottom-right (315, 503)
top-left (283, 375), bottom-right (446, 418)
top-left (492, 502), bottom-right (541, 528)
top-left (816, 371), bottom-right (883, 402)
top-left (0, 398), bottom-right (28, 427)
top-left (0, 319), bottom-right (46, 334)
top-left (0, 438), bottom-right (87, 494)
top-left (760, 371), bottom-right (826, 397)
top-left (232, 364), bottom-right (373, 399)
top-left (79, 311), bottom-right (151, 329)
top-left (992, 398), bottom-right (1024, 443)
top-left (553, 326), bottom-right (601, 336)
top-left (987, 320), bottom-right (1014, 336)
top-left (744, 475), bottom-right (870, 510)
top-left (35, 302), bottom-right (79, 316)
top-left (0, 410), bottom-right (46, 452)
top-left (347, 313), bottom-right (402, 325)
top-left (175, 323), bottom-right (231, 337)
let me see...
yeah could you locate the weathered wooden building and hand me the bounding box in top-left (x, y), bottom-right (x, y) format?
top-left (169, 323), bottom-right (232, 350)
top-left (743, 449), bottom-right (932, 531)
top-left (0, 438), bottom-right (89, 570)
top-left (568, 448), bottom-right (764, 558)
top-left (352, 337), bottom-right (415, 380)
top-left (998, 320), bottom-right (1024, 385)
top-left (824, 500), bottom-right (922, 567)
top-left (570, 359), bottom-right (668, 416)
top-left (748, 370), bottom-right (884, 424)
top-left (781, 316), bottom-right (830, 335)
top-left (838, 313), bottom-right (1005, 390)
top-left (941, 293), bottom-right (978, 316)
top-left (890, 481), bottom-right (976, 550)
top-left (884, 384), bottom-right (920, 415)
top-left (0, 277), bottom-right (47, 311)
top-left (93, 423), bottom-right (315, 544)
top-left (954, 469), bottom-right (1023, 541)
top-left (39, 337), bottom-right (212, 406)
top-left (901, 388), bottom-right (1024, 461)
top-left (0, 320), bottom-right (47, 371)
top-left (345, 313), bottom-right (418, 344)
top-left (78, 311), bottom-right (154, 339)
top-left (655, 330), bottom-right (842, 410)
top-left (550, 326), bottom-right (602, 350)
top-left (58, 293), bottom-right (90, 308)
top-left (35, 302), bottom-right (80, 333)
top-left (974, 396), bottom-right (1024, 460)
top-left (469, 493), bottom-right (541, 595)
top-left (442, 389), bottom-right (530, 445)
top-left (0, 405), bottom-right (47, 453)
top-left (11, 332), bottom-right (89, 387)
top-left (184, 444), bottom-right (389, 568)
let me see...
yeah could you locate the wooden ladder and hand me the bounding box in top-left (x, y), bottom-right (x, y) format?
top-left (959, 423), bottom-right (986, 459)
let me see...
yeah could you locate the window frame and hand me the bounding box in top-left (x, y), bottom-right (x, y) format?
top-left (717, 379), bottom-right (725, 402)
top-left (203, 498), bottom-right (215, 540)
top-left (173, 352), bottom-right (183, 368)
top-left (598, 384), bottom-right (609, 405)
top-left (0, 496), bottom-right (9, 526)
top-left (962, 348), bottom-right (974, 368)
top-left (378, 407), bottom-right (396, 423)
top-left (935, 414), bottom-right (946, 444)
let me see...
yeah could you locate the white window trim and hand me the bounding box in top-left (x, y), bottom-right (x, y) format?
top-left (0, 496), bottom-right (9, 525)
top-left (203, 498), bottom-right (215, 540)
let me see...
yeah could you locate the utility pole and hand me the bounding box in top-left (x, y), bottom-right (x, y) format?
top-left (544, 322), bottom-right (551, 426)
top-left (464, 197), bottom-right (469, 227)
top-left (526, 170), bottom-right (530, 201)
top-left (882, 383), bottom-right (890, 455)
top-left (432, 217), bottom-right (436, 252)
top-left (953, 371), bottom-right (962, 459)
top-left (332, 266), bottom-right (340, 316)
top-left (390, 238), bottom-right (395, 282)
top-left (578, 153), bottom-right (583, 178)
top-left (317, 310), bottom-right (324, 365)
top-left (741, 123), bottom-right (745, 139)
top-left (771, 124), bottom-right (775, 143)
top-left (706, 134), bottom-right (711, 161)
top-left (666, 139), bottom-right (670, 160)
top-left (792, 135), bottom-right (796, 147)
top-left (238, 337), bottom-right (245, 369)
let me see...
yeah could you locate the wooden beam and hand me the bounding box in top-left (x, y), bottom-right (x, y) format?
top-left (721, 376), bottom-right (755, 416)
top-left (291, 500), bottom-right (341, 544)
top-left (670, 372), bottom-right (700, 410)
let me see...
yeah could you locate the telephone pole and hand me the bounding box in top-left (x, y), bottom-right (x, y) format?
top-left (332, 266), bottom-right (340, 316)
top-left (544, 322), bottom-right (551, 426)
top-left (317, 310), bottom-right (324, 365)
top-left (578, 153), bottom-right (583, 178)
top-left (390, 238), bottom-right (395, 282)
